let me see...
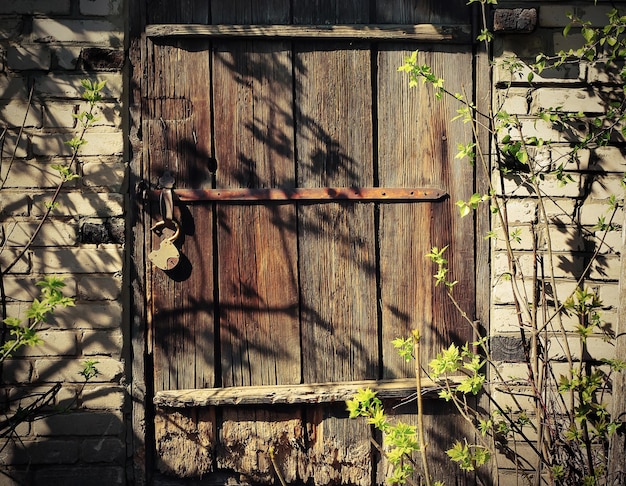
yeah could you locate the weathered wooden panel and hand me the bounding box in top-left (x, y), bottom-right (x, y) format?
top-left (212, 39), bottom-right (299, 388)
top-left (146, 23), bottom-right (472, 43)
top-left (147, 39), bottom-right (215, 392)
top-left (305, 407), bottom-right (373, 486)
top-left (155, 407), bottom-right (215, 477)
top-left (216, 408), bottom-right (306, 484)
top-left (295, 44), bottom-right (377, 383)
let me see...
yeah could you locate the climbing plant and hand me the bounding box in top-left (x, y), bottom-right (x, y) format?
top-left (349, 1), bottom-right (626, 485)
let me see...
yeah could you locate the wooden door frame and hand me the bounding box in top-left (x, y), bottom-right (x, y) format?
top-left (126, 2), bottom-right (492, 484)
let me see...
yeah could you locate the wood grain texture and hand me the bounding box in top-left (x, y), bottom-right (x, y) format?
top-left (147, 38), bottom-right (215, 393)
top-left (153, 377), bottom-right (459, 406)
top-left (146, 23), bottom-right (472, 42)
top-left (295, 43), bottom-right (378, 383)
top-left (212, 39), bottom-right (300, 388)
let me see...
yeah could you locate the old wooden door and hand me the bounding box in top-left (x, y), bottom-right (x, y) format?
top-left (135, 1), bottom-right (479, 484)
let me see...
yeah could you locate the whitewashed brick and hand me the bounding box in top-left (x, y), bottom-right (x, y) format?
top-left (590, 174), bottom-right (626, 200)
top-left (494, 225), bottom-right (535, 251)
top-left (539, 5), bottom-right (613, 28)
top-left (78, 275), bottom-right (122, 301)
top-left (32, 19), bottom-right (123, 46)
top-left (590, 146), bottom-right (626, 173)
top-left (589, 254), bottom-right (621, 280)
top-left (44, 302), bottom-right (123, 330)
top-left (0, 249), bottom-right (31, 274)
top-left (502, 199), bottom-right (537, 223)
top-left (15, 331), bottom-right (78, 357)
top-left (7, 45), bottom-right (52, 71)
top-left (43, 102), bottom-right (78, 129)
top-left (595, 230), bottom-right (622, 254)
top-left (542, 226), bottom-right (585, 252)
top-left (81, 330), bottom-right (124, 357)
top-left (33, 73), bottom-right (122, 99)
top-left (1, 132), bottom-right (29, 158)
top-left (0, 101), bottom-right (42, 128)
top-left (82, 161), bottom-right (125, 189)
top-left (31, 247), bottom-right (123, 274)
top-left (531, 87), bottom-right (605, 114)
top-left (55, 46), bottom-right (82, 70)
top-left (0, 75), bottom-right (28, 100)
top-left (579, 201), bottom-right (624, 226)
top-left (34, 358), bottom-right (123, 383)
top-left (0, 0), bottom-right (70, 14)
top-left (32, 192), bottom-right (124, 218)
top-left (0, 16), bottom-right (23, 40)
top-left (1, 220), bottom-right (77, 247)
top-left (0, 160), bottom-right (66, 188)
top-left (79, 101), bottom-right (123, 128)
top-left (79, 0), bottom-right (123, 16)
top-left (552, 145), bottom-right (591, 171)
top-left (81, 386), bottom-right (126, 410)
top-left (0, 191), bottom-right (31, 216)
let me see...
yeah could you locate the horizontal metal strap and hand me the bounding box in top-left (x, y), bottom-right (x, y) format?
top-left (153, 377), bottom-right (462, 407)
top-left (146, 23), bottom-right (472, 43)
top-left (148, 187), bottom-right (447, 203)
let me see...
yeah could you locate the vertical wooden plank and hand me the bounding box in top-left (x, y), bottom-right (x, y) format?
top-left (212, 39), bottom-right (299, 388)
top-left (147, 38), bottom-right (215, 393)
top-left (210, 3), bottom-right (306, 483)
top-left (295, 44), bottom-right (377, 383)
top-left (129, 0), bottom-right (148, 478)
top-left (375, 2), bottom-right (475, 484)
top-left (293, 3), bottom-right (375, 485)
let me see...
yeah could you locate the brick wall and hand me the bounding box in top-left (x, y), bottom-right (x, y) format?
top-left (0, 0), bottom-right (126, 484)
top-left (491, 1), bottom-right (625, 482)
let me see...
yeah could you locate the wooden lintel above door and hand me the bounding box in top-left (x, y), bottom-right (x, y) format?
top-left (145, 23), bottom-right (472, 43)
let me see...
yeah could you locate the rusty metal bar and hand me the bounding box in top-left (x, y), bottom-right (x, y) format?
top-left (147, 187), bottom-right (447, 203)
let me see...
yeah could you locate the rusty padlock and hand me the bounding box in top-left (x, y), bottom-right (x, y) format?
top-left (148, 220), bottom-right (181, 271)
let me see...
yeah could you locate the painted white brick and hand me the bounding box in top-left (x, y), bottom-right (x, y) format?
top-left (43, 102), bottom-right (79, 129)
top-left (81, 386), bottom-right (126, 409)
top-left (82, 161), bottom-right (125, 190)
top-left (31, 247), bottom-right (123, 274)
top-left (15, 331), bottom-right (78, 357)
top-left (579, 201), bottom-right (624, 226)
top-left (530, 87), bottom-right (605, 114)
top-left (0, 191), bottom-right (31, 216)
top-left (33, 357), bottom-right (123, 383)
top-left (79, 0), bottom-right (123, 16)
top-left (45, 302), bottom-right (124, 330)
top-left (539, 5), bottom-right (613, 28)
top-left (1, 220), bottom-right (77, 247)
top-left (0, 75), bottom-right (28, 100)
top-left (0, 101), bottom-right (42, 128)
top-left (78, 275), bottom-right (122, 301)
top-left (32, 192), bottom-right (124, 218)
top-left (0, 249), bottom-right (31, 274)
top-left (32, 19), bottom-right (123, 46)
top-left (590, 174), bottom-right (626, 200)
top-left (80, 330), bottom-right (124, 357)
top-left (55, 47), bottom-right (82, 70)
top-left (0, 0), bottom-right (70, 15)
top-left (0, 160), bottom-right (68, 189)
top-left (589, 146), bottom-right (626, 173)
top-left (1, 132), bottom-right (29, 158)
top-left (589, 254), bottom-right (621, 280)
top-left (31, 131), bottom-right (124, 157)
top-left (7, 45), bottom-right (52, 71)
top-left (33, 73), bottom-right (123, 99)
top-left (502, 199), bottom-right (537, 223)
top-left (595, 230), bottom-right (622, 254)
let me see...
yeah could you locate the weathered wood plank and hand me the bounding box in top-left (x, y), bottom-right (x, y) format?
top-left (155, 407), bottom-right (215, 477)
top-left (146, 23), bottom-right (472, 42)
top-left (213, 38), bottom-right (300, 388)
top-left (216, 408), bottom-right (305, 483)
top-left (148, 186), bottom-right (447, 202)
top-left (295, 43), bottom-right (377, 384)
top-left (153, 377), bottom-right (460, 407)
top-left (148, 38), bottom-right (215, 392)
